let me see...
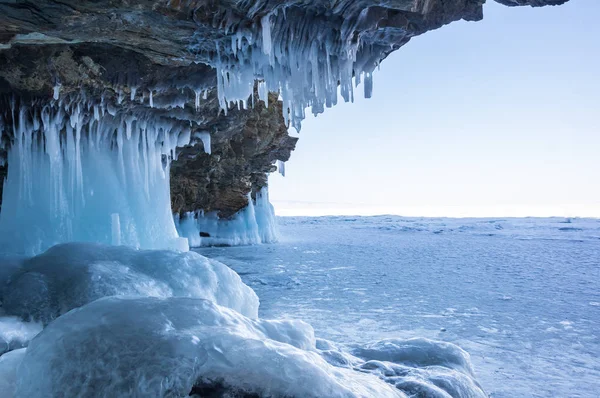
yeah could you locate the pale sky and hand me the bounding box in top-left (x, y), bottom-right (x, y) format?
top-left (269, 0), bottom-right (600, 218)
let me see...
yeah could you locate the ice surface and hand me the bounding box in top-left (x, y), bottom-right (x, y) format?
top-left (0, 348), bottom-right (26, 397)
top-left (0, 101), bottom-right (191, 254)
top-left (200, 216), bottom-right (600, 398)
top-left (175, 187), bottom-right (278, 247)
top-left (14, 296), bottom-right (483, 398)
top-left (1, 243), bottom-right (258, 323)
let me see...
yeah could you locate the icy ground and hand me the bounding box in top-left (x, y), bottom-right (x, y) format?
top-left (199, 216), bottom-right (600, 398)
top-left (0, 242), bottom-right (485, 397)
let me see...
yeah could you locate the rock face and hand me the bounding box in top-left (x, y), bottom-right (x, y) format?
top-left (0, 0), bottom-right (569, 217)
top-left (171, 92), bottom-right (297, 218)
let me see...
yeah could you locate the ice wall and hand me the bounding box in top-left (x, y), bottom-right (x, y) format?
top-left (0, 100), bottom-right (189, 255)
top-left (175, 187), bottom-right (278, 247)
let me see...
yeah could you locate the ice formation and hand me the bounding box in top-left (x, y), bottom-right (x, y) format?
top-left (1, 242), bottom-right (259, 324)
top-left (0, 314), bottom-right (41, 356)
top-left (0, 99), bottom-right (190, 255)
top-left (175, 187), bottom-right (278, 247)
top-left (0, 348), bottom-right (26, 397)
top-left (194, 131), bottom-right (211, 155)
top-left (203, 7), bottom-right (380, 131)
top-left (277, 159), bottom-right (286, 176)
top-left (13, 296), bottom-right (484, 398)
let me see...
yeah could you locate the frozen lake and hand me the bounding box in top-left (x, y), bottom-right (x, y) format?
top-left (199, 216), bottom-right (600, 398)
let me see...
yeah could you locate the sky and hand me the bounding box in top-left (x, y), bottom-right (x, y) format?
top-left (269, 0), bottom-right (600, 218)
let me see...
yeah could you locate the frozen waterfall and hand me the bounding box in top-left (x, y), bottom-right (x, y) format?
top-left (0, 99), bottom-right (189, 255)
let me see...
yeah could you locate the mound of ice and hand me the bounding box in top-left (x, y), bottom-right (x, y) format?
top-left (353, 338), bottom-right (476, 375)
top-left (0, 348), bottom-right (26, 397)
top-left (15, 297), bottom-right (398, 398)
top-left (353, 339), bottom-right (485, 397)
top-left (175, 188), bottom-right (279, 247)
top-left (14, 297), bottom-right (485, 398)
top-left (2, 243), bottom-right (258, 323)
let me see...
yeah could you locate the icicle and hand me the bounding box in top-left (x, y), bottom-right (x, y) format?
top-left (194, 89), bottom-right (201, 110)
top-left (149, 90), bottom-right (154, 108)
top-left (261, 14), bottom-right (272, 57)
top-left (204, 9), bottom-right (379, 131)
top-left (364, 72), bottom-right (373, 99)
top-left (277, 160), bottom-right (285, 177)
top-left (130, 86), bottom-right (137, 101)
top-left (258, 81), bottom-right (268, 108)
top-left (195, 131), bottom-right (211, 155)
top-left (53, 84), bottom-right (61, 100)
top-left (111, 213), bottom-right (121, 245)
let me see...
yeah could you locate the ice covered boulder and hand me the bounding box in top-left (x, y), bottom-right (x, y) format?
top-left (15, 297), bottom-right (402, 398)
top-left (2, 243), bottom-right (258, 323)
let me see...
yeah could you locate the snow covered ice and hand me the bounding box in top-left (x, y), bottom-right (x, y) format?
top-left (12, 296), bottom-right (484, 398)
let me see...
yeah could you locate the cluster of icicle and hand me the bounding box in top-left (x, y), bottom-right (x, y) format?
top-left (0, 98), bottom-right (194, 255)
top-left (175, 187), bottom-right (279, 247)
top-left (210, 7), bottom-right (377, 131)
